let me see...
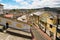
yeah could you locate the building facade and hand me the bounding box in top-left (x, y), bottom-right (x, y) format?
top-left (29, 9), bottom-right (59, 40)
top-left (0, 4), bottom-right (3, 14)
top-left (38, 9), bottom-right (60, 40)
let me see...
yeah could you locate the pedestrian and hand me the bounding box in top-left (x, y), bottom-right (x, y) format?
top-left (6, 23), bottom-right (9, 29)
top-left (3, 23), bottom-right (9, 33)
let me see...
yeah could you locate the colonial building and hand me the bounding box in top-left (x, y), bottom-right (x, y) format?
top-left (28, 8), bottom-right (59, 40)
top-left (0, 4), bottom-right (3, 14)
top-left (38, 8), bottom-right (60, 40)
top-left (27, 11), bottom-right (43, 26)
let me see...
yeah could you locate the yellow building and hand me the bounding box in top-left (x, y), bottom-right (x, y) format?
top-left (28, 11), bottom-right (42, 26)
top-left (39, 11), bottom-right (57, 40)
top-left (39, 11), bottom-right (51, 32)
top-left (27, 9), bottom-right (60, 40)
top-left (57, 29), bottom-right (60, 40)
top-left (46, 15), bottom-right (57, 40)
top-left (28, 14), bottom-right (39, 26)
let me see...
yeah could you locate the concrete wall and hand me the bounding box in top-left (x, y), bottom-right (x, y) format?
top-left (0, 17), bottom-right (31, 32)
top-left (0, 6), bottom-right (3, 14)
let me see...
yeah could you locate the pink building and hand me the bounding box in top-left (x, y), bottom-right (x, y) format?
top-left (4, 14), bottom-right (13, 18)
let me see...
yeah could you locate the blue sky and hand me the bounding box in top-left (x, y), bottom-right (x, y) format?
top-left (0, 0), bottom-right (60, 9)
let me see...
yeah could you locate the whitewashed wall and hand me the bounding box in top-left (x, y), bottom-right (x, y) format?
top-left (0, 6), bottom-right (3, 14)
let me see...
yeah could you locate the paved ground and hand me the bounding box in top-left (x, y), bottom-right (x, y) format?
top-left (0, 32), bottom-right (31, 40)
top-left (0, 24), bottom-right (52, 40)
top-left (0, 26), bottom-right (32, 40)
top-left (31, 24), bottom-right (52, 40)
top-left (31, 27), bottom-right (47, 40)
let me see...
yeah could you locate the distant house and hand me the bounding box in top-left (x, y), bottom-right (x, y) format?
top-left (4, 14), bottom-right (13, 18)
top-left (0, 4), bottom-right (4, 14)
top-left (17, 15), bottom-right (27, 22)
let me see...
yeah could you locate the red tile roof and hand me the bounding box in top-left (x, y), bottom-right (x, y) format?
top-left (4, 14), bottom-right (13, 18)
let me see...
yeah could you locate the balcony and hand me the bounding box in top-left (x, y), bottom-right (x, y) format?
top-left (57, 25), bottom-right (60, 33)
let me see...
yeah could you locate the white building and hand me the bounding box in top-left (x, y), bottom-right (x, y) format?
top-left (0, 4), bottom-right (3, 14)
top-left (17, 15), bottom-right (27, 22)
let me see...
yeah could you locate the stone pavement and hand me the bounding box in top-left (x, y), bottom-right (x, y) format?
top-left (0, 32), bottom-right (31, 40)
top-left (31, 27), bottom-right (47, 40)
top-left (7, 28), bottom-right (31, 37)
top-left (31, 24), bottom-right (52, 40)
top-left (0, 25), bottom-right (32, 40)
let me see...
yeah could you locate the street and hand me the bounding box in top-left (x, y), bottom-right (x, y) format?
top-left (31, 27), bottom-right (47, 40)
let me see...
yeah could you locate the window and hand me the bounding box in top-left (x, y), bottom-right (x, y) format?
top-left (50, 18), bottom-right (53, 20)
top-left (50, 31), bottom-right (54, 37)
top-left (49, 16), bottom-right (53, 20)
top-left (50, 24), bottom-right (53, 28)
top-left (58, 19), bottom-right (60, 25)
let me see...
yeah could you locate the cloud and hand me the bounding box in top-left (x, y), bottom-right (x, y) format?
top-left (2, 4), bottom-right (20, 9)
top-left (2, 0), bottom-right (60, 9)
top-left (13, 0), bottom-right (33, 6)
top-left (14, 0), bottom-right (60, 8)
top-left (13, 0), bottom-right (42, 8)
top-left (41, 0), bottom-right (60, 7)
top-left (5, 5), bottom-right (19, 9)
top-left (14, 0), bottom-right (22, 2)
